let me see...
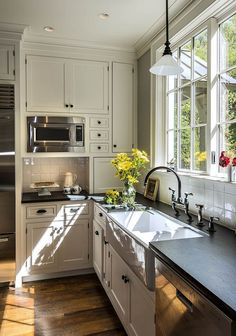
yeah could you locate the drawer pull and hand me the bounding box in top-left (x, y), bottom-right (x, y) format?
top-left (36, 209), bottom-right (47, 214)
top-left (97, 146), bottom-right (101, 150)
top-left (99, 212), bottom-right (103, 217)
top-left (176, 289), bottom-right (193, 312)
top-left (97, 120), bottom-right (101, 124)
top-left (122, 275), bottom-right (129, 283)
top-left (70, 208), bottom-right (78, 213)
top-left (97, 133), bottom-right (101, 137)
top-left (95, 230), bottom-right (99, 235)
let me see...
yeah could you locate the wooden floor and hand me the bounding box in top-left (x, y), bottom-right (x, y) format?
top-left (0, 274), bottom-right (127, 336)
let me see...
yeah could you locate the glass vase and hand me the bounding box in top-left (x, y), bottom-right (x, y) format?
top-left (122, 181), bottom-right (136, 208)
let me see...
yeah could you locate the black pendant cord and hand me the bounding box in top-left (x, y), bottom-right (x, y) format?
top-left (163, 0), bottom-right (172, 56)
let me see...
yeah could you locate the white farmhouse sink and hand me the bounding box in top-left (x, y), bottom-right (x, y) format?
top-left (106, 208), bottom-right (206, 291)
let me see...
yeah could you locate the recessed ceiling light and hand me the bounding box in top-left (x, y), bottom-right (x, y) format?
top-left (98, 13), bottom-right (110, 20)
top-left (43, 26), bottom-right (54, 32)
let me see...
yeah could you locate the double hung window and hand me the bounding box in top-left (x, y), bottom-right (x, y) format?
top-left (166, 29), bottom-right (208, 173)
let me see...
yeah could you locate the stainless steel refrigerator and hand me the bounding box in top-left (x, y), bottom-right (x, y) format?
top-left (0, 84), bottom-right (15, 286)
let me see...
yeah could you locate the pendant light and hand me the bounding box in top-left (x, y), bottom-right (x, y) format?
top-left (149, 0), bottom-right (183, 76)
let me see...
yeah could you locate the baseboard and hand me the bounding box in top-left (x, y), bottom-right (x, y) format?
top-left (22, 267), bottom-right (95, 283)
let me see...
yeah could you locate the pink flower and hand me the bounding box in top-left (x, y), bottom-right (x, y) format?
top-left (219, 151), bottom-right (230, 168)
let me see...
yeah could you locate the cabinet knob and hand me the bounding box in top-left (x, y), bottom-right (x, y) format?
top-left (70, 104), bottom-right (74, 108)
top-left (113, 144), bottom-right (117, 148)
top-left (95, 230), bottom-right (99, 236)
top-left (36, 209), bottom-right (47, 214)
top-left (104, 240), bottom-right (108, 245)
top-left (97, 120), bottom-right (101, 125)
top-left (97, 133), bottom-right (101, 137)
top-left (97, 146), bottom-right (101, 150)
top-left (65, 104), bottom-right (69, 108)
top-left (99, 212), bottom-right (103, 217)
top-left (121, 275), bottom-right (129, 283)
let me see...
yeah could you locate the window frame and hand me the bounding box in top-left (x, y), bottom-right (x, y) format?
top-left (165, 24), bottom-right (209, 175)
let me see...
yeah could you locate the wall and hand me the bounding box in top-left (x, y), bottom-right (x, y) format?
top-left (22, 157), bottom-right (89, 192)
top-left (137, 50), bottom-right (151, 155)
top-left (145, 172), bottom-right (236, 232)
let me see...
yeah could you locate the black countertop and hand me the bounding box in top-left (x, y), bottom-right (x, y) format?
top-left (21, 190), bottom-right (90, 203)
top-left (21, 191), bottom-right (236, 319)
top-left (140, 196), bottom-right (236, 321)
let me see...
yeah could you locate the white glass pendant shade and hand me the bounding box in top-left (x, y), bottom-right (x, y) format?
top-left (150, 54), bottom-right (183, 76)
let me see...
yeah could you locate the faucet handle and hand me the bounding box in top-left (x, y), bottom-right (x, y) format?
top-left (184, 192), bottom-right (193, 203)
top-left (168, 187), bottom-right (176, 201)
top-left (195, 203), bottom-right (204, 209)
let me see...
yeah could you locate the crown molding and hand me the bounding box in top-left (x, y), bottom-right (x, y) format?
top-left (0, 22), bottom-right (27, 40)
top-left (23, 30), bottom-right (136, 54)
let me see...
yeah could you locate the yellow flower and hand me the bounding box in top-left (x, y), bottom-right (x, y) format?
top-left (111, 148), bottom-right (149, 185)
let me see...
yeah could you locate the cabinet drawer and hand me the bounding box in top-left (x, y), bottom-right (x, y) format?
top-left (61, 203), bottom-right (89, 219)
top-left (90, 117), bottom-right (109, 128)
top-left (90, 143), bottom-right (109, 153)
top-left (89, 130), bottom-right (109, 141)
top-left (94, 204), bottom-right (106, 228)
top-left (26, 205), bottom-right (57, 219)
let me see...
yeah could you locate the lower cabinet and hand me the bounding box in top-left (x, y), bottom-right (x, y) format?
top-left (92, 217), bottom-right (155, 336)
top-left (57, 219), bottom-right (89, 271)
top-left (25, 201), bottom-right (91, 276)
top-left (108, 246), bottom-right (155, 336)
top-left (26, 221), bottom-right (58, 273)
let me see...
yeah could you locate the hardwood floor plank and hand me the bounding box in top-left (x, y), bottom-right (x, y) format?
top-left (0, 274), bottom-right (127, 336)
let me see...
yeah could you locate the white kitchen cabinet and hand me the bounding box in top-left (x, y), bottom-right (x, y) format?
top-left (93, 219), bottom-right (104, 280)
top-left (24, 201), bottom-right (91, 276)
top-left (112, 62), bottom-right (134, 153)
top-left (93, 157), bottom-right (123, 193)
top-left (26, 221), bottom-right (58, 273)
top-left (0, 45), bottom-right (15, 80)
top-left (58, 219), bottom-right (89, 271)
top-left (109, 245), bottom-right (130, 325)
top-left (26, 55), bottom-right (109, 114)
top-left (93, 204), bottom-right (107, 281)
top-left (70, 60), bottom-right (109, 114)
top-left (106, 245), bottom-right (155, 336)
top-left (26, 56), bottom-right (68, 113)
top-left (128, 269), bottom-right (155, 336)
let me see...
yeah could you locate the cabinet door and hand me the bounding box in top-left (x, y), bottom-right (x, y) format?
top-left (109, 246), bottom-right (129, 325)
top-left (26, 222), bottom-right (57, 273)
top-left (93, 157), bottom-right (123, 193)
top-left (128, 271), bottom-right (155, 336)
top-left (93, 219), bottom-right (103, 280)
top-left (112, 62), bottom-right (134, 152)
top-left (0, 45), bottom-right (15, 80)
top-left (26, 56), bottom-right (69, 112)
top-left (58, 219), bottom-right (89, 271)
top-left (70, 60), bottom-right (109, 114)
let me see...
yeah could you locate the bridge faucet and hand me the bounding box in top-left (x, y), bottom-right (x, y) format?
top-left (144, 166), bottom-right (183, 204)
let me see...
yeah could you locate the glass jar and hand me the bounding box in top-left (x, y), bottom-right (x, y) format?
top-left (122, 181), bottom-right (136, 208)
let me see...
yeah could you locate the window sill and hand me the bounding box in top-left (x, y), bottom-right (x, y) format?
top-left (155, 170), bottom-right (236, 184)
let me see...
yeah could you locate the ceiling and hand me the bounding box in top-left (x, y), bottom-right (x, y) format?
top-left (0, 0), bottom-right (190, 50)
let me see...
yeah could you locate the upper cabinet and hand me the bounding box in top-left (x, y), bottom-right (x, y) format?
top-left (26, 55), bottom-right (109, 114)
top-left (0, 45), bottom-right (15, 80)
top-left (112, 62), bottom-right (134, 153)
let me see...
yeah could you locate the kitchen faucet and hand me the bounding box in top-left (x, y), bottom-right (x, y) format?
top-left (144, 166), bottom-right (193, 221)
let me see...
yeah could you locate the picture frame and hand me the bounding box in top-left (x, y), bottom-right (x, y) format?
top-left (144, 177), bottom-right (159, 201)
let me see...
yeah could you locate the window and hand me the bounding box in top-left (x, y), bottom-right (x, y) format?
top-left (218, 14), bottom-right (236, 172)
top-left (166, 29), bottom-right (208, 173)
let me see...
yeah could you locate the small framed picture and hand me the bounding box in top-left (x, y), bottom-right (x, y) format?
top-left (144, 177), bottom-right (159, 201)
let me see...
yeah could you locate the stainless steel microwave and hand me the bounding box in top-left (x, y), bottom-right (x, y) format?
top-left (27, 116), bottom-right (85, 152)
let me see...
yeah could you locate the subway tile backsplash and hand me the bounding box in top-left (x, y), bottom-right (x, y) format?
top-left (22, 157), bottom-right (89, 192)
top-left (138, 172), bottom-right (236, 232)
